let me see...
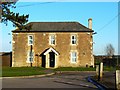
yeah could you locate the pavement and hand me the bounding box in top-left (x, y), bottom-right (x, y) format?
top-left (89, 71), bottom-right (116, 89)
top-left (58, 71), bottom-right (116, 89)
top-left (101, 71), bottom-right (116, 89)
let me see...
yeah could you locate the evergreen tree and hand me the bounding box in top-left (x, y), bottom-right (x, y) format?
top-left (1, 0), bottom-right (31, 30)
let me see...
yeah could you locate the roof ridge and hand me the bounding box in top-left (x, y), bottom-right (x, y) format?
top-left (28, 21), bottom-right (79, 23)
top-left (12, 21), bottom-right (94, 32)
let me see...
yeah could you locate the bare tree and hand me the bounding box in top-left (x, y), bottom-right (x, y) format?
top-left (105, 44), bottom-right (115, 57)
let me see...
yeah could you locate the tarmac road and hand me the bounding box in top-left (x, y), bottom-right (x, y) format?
top-left (2, 71), bottom-right (97, 89)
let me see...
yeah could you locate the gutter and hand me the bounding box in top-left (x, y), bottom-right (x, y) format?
top-left (87, 76), bottom-right (107, 90)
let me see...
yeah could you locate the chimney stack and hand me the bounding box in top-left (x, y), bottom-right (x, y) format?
top-left (88, 18), bottom-right (92, 29)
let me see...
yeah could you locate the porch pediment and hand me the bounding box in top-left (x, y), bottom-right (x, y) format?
top-left (43, 47), bottom-right (59, 55)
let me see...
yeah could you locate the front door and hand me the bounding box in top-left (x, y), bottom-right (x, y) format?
top-left (49, 52), bottom-right (55, 67)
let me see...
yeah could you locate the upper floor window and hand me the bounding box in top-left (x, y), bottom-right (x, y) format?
top-left (71, 51), bottom-right (77, 63)
top-left (71, 35), bottom-right (77, 45)
top-left (49, 35), bottom-right (55, 45)
top-left (28, 35), bottom-right (33, 45)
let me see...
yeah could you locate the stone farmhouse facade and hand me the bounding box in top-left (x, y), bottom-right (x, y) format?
top-left (12, 18), bottom-right (94, 68)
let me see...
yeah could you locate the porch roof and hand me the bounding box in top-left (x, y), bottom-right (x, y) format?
top-left (43, 47), bottom-right (59, 55)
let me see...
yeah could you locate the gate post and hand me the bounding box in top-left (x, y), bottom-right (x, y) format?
top-left (96, 65), bottom-right (99, 79)
top-left (100, 62), bottom-right (103, 80)
top-left (116, 70), bottom-right (120, 90)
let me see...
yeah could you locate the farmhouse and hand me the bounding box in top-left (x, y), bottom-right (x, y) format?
top-left (12, 18), bottom-right (94, 68)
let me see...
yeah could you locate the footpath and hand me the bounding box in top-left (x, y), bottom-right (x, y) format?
top-left (89, 71), bottom-right (116, 89)
top-left (100, 71), bottom-right (116, 89)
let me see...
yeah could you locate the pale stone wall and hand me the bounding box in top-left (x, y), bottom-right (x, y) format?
top-left (12, 32), bottom-right (94, 67)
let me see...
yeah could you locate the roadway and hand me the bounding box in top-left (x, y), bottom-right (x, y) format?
top-left (2, 71), bottom-right (97, 89)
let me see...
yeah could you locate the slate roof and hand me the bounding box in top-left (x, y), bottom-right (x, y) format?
top-left (0, 52), bottom-right (12, 56)
top-left (12, 22), bottom-right (93, 32)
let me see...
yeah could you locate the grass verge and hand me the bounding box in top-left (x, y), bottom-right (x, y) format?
top-left (54, 67), bottom-right (96, 71)
top-left (103, 66), bottom-right (116, 71)
top-left (2, 67), bottom-right (46, 77)
top-left (1, 66), bottom-right (117, 77)
top-left (54, 66), bottom-right (117, 71)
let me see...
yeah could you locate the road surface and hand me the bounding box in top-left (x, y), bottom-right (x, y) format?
top-left (2, 72), bottom-right (97, 89)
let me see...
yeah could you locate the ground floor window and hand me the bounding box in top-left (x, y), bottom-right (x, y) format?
top-left (71, 51), bottom-right (77, 63)
top-left (27, 51), bottom-right (34, 63)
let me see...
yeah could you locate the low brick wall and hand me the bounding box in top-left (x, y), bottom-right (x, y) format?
top-left (0, 52), bottom-right (12, 67)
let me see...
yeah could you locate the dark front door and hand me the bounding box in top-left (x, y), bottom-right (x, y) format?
top-left (49, 52), bottom-right (55, 67)
top-left (42, 55), bottom-right (46, 67)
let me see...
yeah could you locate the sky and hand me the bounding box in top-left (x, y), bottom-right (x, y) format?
top-left (1, 0), bottom-right (119, 55)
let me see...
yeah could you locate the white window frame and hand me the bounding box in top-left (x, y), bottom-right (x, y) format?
top-left (28, 35), bottom-right (33, 45)
top-left (27, 51), bottom-right (34, 63)
top-left (71, 51), bottom-right (77, 63)
top-left (49, 34), bottom-right (56, 45)
top-left (71, 35), bottom-right (77, 45)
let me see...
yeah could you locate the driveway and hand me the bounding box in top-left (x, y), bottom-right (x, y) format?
top-left (2, 71), bottom-right (97, 89)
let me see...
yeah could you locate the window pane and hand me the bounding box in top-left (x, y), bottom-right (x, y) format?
top-left (72, 36), bottom-right (75, 39)
top-left (51, 35), bottom-right (54, 39)
top-left (52, 39), bottom-right (55, 44)
top-left (72, 52), bottom-right (76, 58)
top-left (28, 36), bottom-right (33, 45)
top-left (29, 36), bottom-right (33, 39)
top-left (72, 41), bottom-right (75, 44)
top-left (30, 51), bottom-right (33, 56)
top-left (29, 40), bottom-right (33, 44)
top-left (71, 35), bottom-right (76, 44)
top-left (29, 51), bottom-right (33, 62)
top-left (71, 52), bottom-right (77, 63)
top-left (29, 58), bottom-right (33, 62)
top-left (50, 35), bottom-right (55, 45)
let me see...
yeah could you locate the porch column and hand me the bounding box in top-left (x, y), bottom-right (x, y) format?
top-left (54, 55), bottom-right (58, 68)
top-left (45, 54), bottom-right (49, 68)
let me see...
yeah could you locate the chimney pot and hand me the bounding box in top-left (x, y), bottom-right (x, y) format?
top-left (88, 18), bottom-right (92, 29)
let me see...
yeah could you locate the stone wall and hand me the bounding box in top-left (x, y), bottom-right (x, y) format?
top-left (12, 32), bottom-right (94, 67)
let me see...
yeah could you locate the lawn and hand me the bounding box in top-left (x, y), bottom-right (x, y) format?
top-left (103, 66), bottom-right (117, 71)
top-left (54, 66), bottom-right (117, 71)
top-left (2, 67), bottom-right (96, 77)
top-left (54, 67), bottom-right (96, 71)
top-left (1, 66), bottom-right (117, 77)
top-left (2, 67), bottom-right (46, 77)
